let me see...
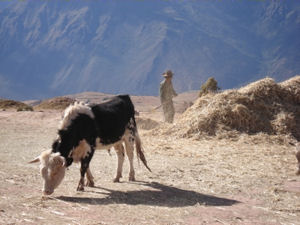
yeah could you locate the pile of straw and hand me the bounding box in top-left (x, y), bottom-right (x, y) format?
top-left (156, 76), bottom-right (300, 142)
top-left (136, 117), bottom-right (160, 130)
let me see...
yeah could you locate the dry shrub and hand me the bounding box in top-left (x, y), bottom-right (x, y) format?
top-left (0, 99), bottom-right (32, 111)
top-left (17, 105), bottom-right (33, 112)
top-left (34, 97), bottom-right (75, 111)
top-left (153, 76), bottom-right (300, 142)
top-left (198, 77), bottom-right (220, 97)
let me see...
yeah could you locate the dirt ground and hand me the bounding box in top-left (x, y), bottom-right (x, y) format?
top-left (0, 109), bottom-right (299, 225)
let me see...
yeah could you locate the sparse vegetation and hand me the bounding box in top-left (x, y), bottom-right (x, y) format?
top-left (0, 99), bottom-right (33, 111)
top-left (17, 105), bottom-right (33, 112)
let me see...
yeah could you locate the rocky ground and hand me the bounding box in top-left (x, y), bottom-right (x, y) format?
top-left (0, 106), bottom-right (299, 224)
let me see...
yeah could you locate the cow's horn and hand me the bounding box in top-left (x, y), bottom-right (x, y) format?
top-left (29, 157), bottom-right (40, 163)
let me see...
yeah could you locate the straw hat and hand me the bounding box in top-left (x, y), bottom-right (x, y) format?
top-left (162, 70), bottom-right (173, 78)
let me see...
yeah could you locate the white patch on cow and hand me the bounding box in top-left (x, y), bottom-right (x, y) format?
top-left (59, 101), bottom-right (94, 130)
top-left (128, 118), bottom-right (135, 130)
top-left (69, 139), bottom-right (91, 163)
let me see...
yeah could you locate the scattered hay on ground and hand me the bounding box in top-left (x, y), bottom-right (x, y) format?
top-left (151, 76), bottom-right (300, 144)
top-left (34, 97), bottom-right (75, 111)
top-left (136, 117), bottom-right (160, 130)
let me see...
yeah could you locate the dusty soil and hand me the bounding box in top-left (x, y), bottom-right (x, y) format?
top-left (0, 108), bottom-right (299, 225)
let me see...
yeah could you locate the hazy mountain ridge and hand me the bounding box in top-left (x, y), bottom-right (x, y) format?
top-left (0, 0), bottom-right (299, 100)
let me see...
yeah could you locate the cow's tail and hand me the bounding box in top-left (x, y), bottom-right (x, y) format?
top-left (135, 132), bottom-right (152, 172)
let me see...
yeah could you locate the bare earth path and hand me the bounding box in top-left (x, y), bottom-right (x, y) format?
top-left (0, 110), bottom-right (299, 225)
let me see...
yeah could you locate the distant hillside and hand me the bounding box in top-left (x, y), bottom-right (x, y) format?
top-left (0, 98), bottom-right (32, 111)
top-left (34, 97), bottom-right (75, 111)
top-left (0, 0), bottom-right (299, 100)
top-left (66, 91), bottom-right (198, 112)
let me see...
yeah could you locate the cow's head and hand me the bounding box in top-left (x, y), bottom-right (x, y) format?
top-left (29, 149), bottom-right (66, 195)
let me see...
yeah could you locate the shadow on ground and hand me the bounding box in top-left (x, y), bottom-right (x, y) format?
top-left (57, 182), bottom-right (239, 207)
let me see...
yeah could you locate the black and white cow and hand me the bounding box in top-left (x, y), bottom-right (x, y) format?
top-left (30, 95), bottom-right (151, 195)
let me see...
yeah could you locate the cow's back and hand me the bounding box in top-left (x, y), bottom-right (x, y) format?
top-left (91, 95), bottom-right (135, 145)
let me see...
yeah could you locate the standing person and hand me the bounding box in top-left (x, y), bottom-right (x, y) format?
top-left (159, 70), bottom-right (177, 123)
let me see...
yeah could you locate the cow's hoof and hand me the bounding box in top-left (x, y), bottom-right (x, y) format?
top-left (77, 186), bottom-right (84, 191)
top-left (129, 172), bottom-right (135, 181)
top-left (86, 180), bottom-right (95, 187)
top-left (129, 177), bottom-right (136, 182)
top-left (113, 177), bottom-right (120, 183)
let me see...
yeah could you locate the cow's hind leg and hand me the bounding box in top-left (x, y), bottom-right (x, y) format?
top-left (86, 167), bottom-right (95, 187)
top-left (113, 143), bottom-right (125, 182)
top-left (124, 135), bottom-right (135, 181)
top-left (77, 147), bottom-right (95, 191)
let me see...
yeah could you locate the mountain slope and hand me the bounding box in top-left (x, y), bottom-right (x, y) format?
top-left (0, 0), bottom-right (299, 100)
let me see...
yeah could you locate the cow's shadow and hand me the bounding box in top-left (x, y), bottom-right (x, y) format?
top-left (57, 181), bottom-right (239, 207)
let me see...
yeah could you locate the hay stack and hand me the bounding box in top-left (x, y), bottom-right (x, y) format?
top-left (279, 75), bottom-right (300, 104)
top-left (156, 76), bottom-right (300, 141)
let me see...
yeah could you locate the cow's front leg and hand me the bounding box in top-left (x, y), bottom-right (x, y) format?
top-left (113, 143), bottom-right (125, 182)
top-left (77, 162), bottom-right (88, 191)
top-left (77, 147), bottom-right (95, 191)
